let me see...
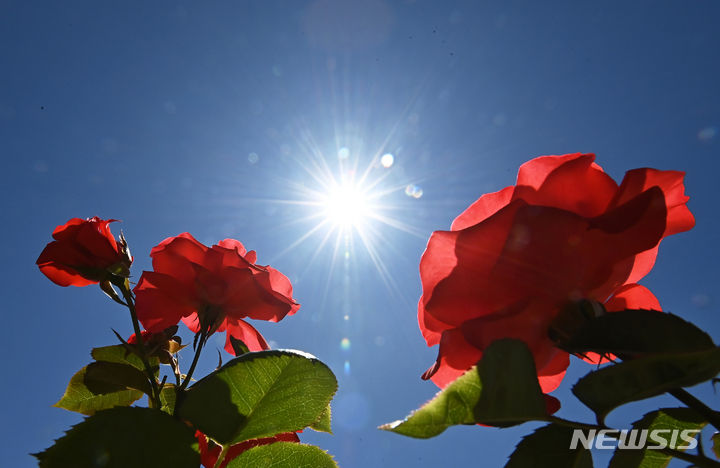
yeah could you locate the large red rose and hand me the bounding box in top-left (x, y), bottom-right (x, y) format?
top-left (196, 431), bottom-right (300, 468)
top-left (419, 153), bottom-right (694, 393)
top-left (36, 217), bottom-right (132, 287)
top-left (134, 233), bottom-right (299, 355)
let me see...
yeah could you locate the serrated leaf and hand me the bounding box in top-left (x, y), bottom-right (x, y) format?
top-left (505, 424), bottom-right (593, 468)
top-left (309, 404), bottom-right (332, 434)
top-left (573, 347), bottom-right (720, 423)
top-left (159, 384), bottom-right (177, 415)
top-left (34, 406), bottom-right (199, 468)
top-left (560, 310), bottom-right (715, 357)
top-left (177, 350), bottom-right (337, 445)
top-left (54, 365), bottom-right (143, 415)
top-left (380, 339), bottom-right (547, 438)
top-left (225, 442), bottom-right (337, 468)
top-left (609, 408), bottom-right (706, 468)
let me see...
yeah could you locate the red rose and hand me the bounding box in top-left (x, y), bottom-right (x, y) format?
top-left (419, 153), bottom-right (694, 393)
top-left (36, 217), bottom-right (132, 287)
top-left (134, 233), bottom-right (299, 355)
top-left (196, 431), bottom-right (300, 468)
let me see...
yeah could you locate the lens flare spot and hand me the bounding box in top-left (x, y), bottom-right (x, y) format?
top-left (698, 126), bottom-right (717, 142)
top-left (380, 153), bottom-right (394, 168)
top-left (405, 184), bottom-right (423, 199)
top-left (338, 147), bottom-right (350, 159)
top-left (340, 337), bottom-right (351, 351)
top-left (248, 152), bottom-right (259, 164)
top-left (344, 360), bottom-right (351, 375)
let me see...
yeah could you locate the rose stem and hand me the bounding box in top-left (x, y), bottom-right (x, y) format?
top-left (669, 388), bottom-right (720, 430)
top-left (178, 329), bottom-right (207, 392)
top-left (118, 279), bottom-right (161, 408)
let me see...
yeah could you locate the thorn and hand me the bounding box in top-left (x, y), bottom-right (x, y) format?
top-left (112, 328), bottom-right (129, 345)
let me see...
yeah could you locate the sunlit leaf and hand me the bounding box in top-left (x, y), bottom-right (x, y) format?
top-left (609, 408), bottom-right (706, 468)
top-left (159, 384), bottom-right (177, 415)
top-left (177, 350), bottom-right (337, 445)
top-left (225, 442), bottom-right (337, 468)
top-left (380, 339), bottom-right (547, 438)
top-left (506, 424), bottom-right (593, 468)
top-left (34, 407), bottom-right (199, 468)
top-left (54, 365), bottom-right (143, 415)
top-left (309, 404), bottom-right (333, 434)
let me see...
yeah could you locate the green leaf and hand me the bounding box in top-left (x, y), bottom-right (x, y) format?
top-left (85, 361), bottom-right (152, 394)
top-left (92, 344), bottom-right (159, 374)
top-left (505, 424), bottom-right (593, 468)
top-left (34, 406), bottom-right (199, 468)
top-left (177, 350), bottom-right (337, 445)
top-left (309, 404), bottom-right (333, 434)
top-left (54, 365), bottom-right (143, 415)
top-left (159, 384), bottom-right (177, 415)
top-left (560, 310), bottom-right (715, 357)
top-left (712, 432), bottom-right (720, 459)
top-left (609, 408), bottom-right (706, 468)
top-left (474, 339), bottom-right (548, 426)
top-left (225, 442), bottom-right (337, 468)
top-left (573, 347), bottom-right (720, 423)
top-left (229, 336), bottom-right (251, 356)
top-left (380, 339), bottom-right (547, 438)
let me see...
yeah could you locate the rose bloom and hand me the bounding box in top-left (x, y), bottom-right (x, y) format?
top-left (419, 153), bottom-right (694, 393)
top-left (134, 233), bottom-right (299, 355)
top-left (196, 431), bottom-right (300, 468)
top-left (36, 217), bottom-right (132, 287)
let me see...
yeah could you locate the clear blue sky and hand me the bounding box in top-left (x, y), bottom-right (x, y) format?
top-left (2, 1), bottom-right (719, 467)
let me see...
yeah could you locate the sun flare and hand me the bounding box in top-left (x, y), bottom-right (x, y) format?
top-left (322, 182), bottom-right (371, 229)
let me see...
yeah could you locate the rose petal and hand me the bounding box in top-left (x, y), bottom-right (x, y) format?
top-left (604, 283), bottom-right (662, 312)
top-left (515, 153), bottom-right (618, 217)
top-left (451, 186), bottom-right (514, 231)
top-left (224, 318), bottom-right (270, 354)
top-left (134, 271), bottom-right (195, 332)
top-left (612, 168), bottom-right (695, 237)
top-left (422, 200), bottom-right (526, 330)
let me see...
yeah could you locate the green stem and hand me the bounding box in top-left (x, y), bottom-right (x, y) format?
top-left (669, 388), bottom-right (720, 431)
top-left (546, 416), bottom-right (607, 431)
top-left (179, 331), bottom-right (206, 392)
top-left (118, 280), bottom-right (161, 408)
top-left (173, 330), bottom-right (208, 416)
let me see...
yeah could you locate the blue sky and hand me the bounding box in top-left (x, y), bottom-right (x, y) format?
top-left (2, 1), bottom-right (719, 467)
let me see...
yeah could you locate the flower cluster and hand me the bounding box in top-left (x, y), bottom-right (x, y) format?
top-left (37, 220), bottom-right (298, 357)
top-left (35, 217), bottom-right (330, 467)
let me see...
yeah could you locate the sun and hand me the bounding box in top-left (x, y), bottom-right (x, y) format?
top-left (322, 181), bottom-right (371, 229)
